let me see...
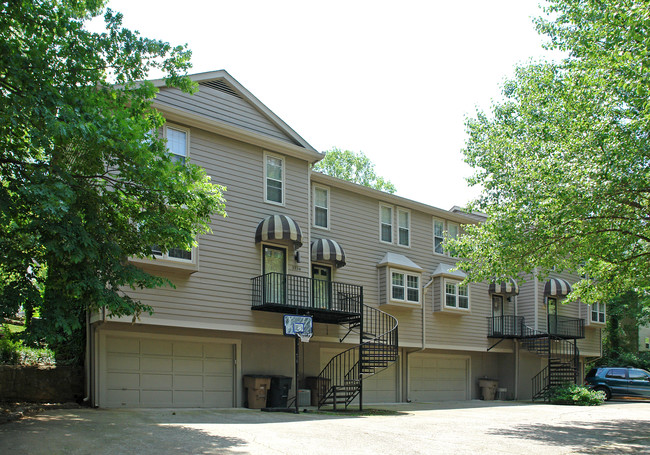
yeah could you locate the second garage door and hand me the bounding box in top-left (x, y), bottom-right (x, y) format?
top-left (409, 354), bottom-right (469, 402)
top-left (103, 334), bottom-right (235, 408)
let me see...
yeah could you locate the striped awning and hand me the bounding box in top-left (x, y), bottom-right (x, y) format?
top-left (544, 278), bottom-right (573, 297)
top-left (488, 278), bottom-right (519, 296)
top-left (311, 238), bottom-right (346, 268)
top-left (255, 214), bottom-right (303, 248)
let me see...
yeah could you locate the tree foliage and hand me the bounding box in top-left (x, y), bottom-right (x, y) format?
top-left (453, 0), bottom-right (650, 306)
top-left (0, 0), bottom-right (226, 348)
top-left (313, 148), bottom-right (397, 193)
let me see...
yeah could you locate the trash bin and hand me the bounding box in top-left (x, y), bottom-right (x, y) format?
top-left (478, 378), bottom-right (498, 401)
top-left (268, 376), bottom-right (292, 408)
top-left (243, 375), bottom-right (271, 409)
top-left (306, 376), bottom-right (330, 406)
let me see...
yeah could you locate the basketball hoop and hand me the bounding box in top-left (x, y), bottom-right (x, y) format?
top-left (298, 333), bottom-right (312, 343)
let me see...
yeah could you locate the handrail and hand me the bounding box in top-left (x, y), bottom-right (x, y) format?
top-left (486, 315), bottom-right (524, 337)
top-left (548, 315), bottom-right (585, 338)
top-left (251, 272), bottom-right (362, 314)
top-left (317, 302), bottom-right (398, 410)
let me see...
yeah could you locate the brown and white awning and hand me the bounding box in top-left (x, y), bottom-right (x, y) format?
top-left (311, 238), bottom-right (346, 268)
top-left (488, 278), bottom-right (519, 296)
top-left (544, 278), bottom-right (572, 297)
top-left (255, 214), bottom-right (303, 248)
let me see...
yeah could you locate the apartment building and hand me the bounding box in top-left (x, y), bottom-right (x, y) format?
top-left (88, 70), bottom-right (603, 408)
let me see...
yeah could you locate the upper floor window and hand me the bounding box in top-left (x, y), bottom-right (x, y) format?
top-left (433, 218), bottom-right (460, 257)
top-left (591, 302), bottom-right (606, 324)
top-left (265, 153), bottom-right (284, 205)
top-left (151, 244), bottom-right (192, 262)
top-left (445, 279), bottom-right (469, 309)
top-left (380, 205), bottom-right (393, 243)
top-left (313, 186), bottom-right (329, 229)
top-left (391, 270), bottom-right (420, 304)
top-left (165, 125), bottom-right (189, 164)
top-left (397, 209), bottom-right (410, 247)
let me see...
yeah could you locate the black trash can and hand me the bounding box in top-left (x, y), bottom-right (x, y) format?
top-left (267, 376), bottom-right (292, 408)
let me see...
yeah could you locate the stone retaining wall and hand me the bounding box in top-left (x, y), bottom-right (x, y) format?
top-left (0, 365), bottom-right (83, 402)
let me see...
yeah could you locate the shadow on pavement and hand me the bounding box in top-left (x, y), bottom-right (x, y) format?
top-left (489, 419), bottom-right (650, 454)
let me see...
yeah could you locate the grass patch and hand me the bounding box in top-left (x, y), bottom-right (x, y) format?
top-left (4, 323), bottom-right (25, 334)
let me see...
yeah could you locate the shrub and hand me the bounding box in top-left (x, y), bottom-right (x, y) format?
top-left (0, 326), bottom-right (56, 365)
top-left (550, 383), bottom-right (606, 406)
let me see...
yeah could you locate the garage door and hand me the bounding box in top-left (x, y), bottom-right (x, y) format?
top-left (409, 354), bottom-right (469, 402)
top-left (103, 335), bottom-right (234, 408)
top-left (321, 348), bottom-right (398, 404)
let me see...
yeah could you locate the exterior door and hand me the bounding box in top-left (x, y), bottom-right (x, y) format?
top-left (312, 265), bottom-right (332, 309)
top-left (627, 369), bottom-right (650, 397)
top-left (492, 295), bottom-right (504, 334)
top-left (263, 245), bottom-right (286, 304)
top-left (547, 297), bottom-right (558, 334)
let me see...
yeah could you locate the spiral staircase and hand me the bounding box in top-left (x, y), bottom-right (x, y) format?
top-left (316, 303), bottom-right (399, 410)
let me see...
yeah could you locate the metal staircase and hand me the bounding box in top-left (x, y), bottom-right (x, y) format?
top-left (316, 303), bottom-right (398, 410)
top-left (521, 324), bottom-right (580, 401)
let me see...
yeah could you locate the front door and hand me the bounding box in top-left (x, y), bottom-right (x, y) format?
top-left (492, 295), bottom-right (504, 334)
top-left (547, 297), bottom-right (558, 334)
top-left (312, 265), bottom-right (332, 309)
top-left (263, 245), bottom-right (286, 304)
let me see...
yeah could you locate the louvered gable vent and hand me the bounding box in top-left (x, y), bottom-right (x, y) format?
top-left (199, 80), bottom-right (242, 99)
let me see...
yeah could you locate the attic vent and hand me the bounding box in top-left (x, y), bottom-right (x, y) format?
top-left (199, 80), bottom-right (242, 99)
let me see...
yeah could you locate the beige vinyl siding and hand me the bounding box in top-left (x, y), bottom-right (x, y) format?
top-left (516, 273), bottom-right (537, 330)
top-left (317, 179), bottom-right (495, 351)
top-left (124, 125), bottom-right (311, 335)
top-left (578, 328), bottom-right (602, 357)
top-left (156, 86), bottom-right (299, 145)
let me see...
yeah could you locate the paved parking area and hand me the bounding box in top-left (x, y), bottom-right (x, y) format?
top-left (0, 400), bottom-right (649, 455)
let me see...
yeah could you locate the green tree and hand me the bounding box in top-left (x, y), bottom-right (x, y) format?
top-left (0, 0), bottom-right (226, 357)
top-left (313, 148), bottom-right (397, 193)
top-left (453, 0), bottom-right (650, 307)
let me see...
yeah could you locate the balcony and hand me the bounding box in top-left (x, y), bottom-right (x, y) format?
top-left (548, 315), bottom-right (585, 339)
top-left (251, 272), bottom-right (362, 324)
top-left (487, 316), bottom-right (525, 338)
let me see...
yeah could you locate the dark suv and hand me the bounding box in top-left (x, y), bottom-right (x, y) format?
top-left (585, 367), bottom-right (650, 400)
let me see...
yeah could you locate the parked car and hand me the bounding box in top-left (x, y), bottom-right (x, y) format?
top-left (585, 367), bottom-right (650, 400)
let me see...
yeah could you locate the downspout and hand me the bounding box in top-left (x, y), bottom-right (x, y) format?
top-left (514, 294), bottom-right (519, 400)
top-left (406, 276), bottom-right (434, 401)
top-left (83, 310), bottom-right (91, 403)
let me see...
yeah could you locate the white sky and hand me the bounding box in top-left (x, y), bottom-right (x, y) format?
top-left (97, 0), bottom-right (557, 210)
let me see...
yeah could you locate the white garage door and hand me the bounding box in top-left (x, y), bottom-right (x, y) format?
top-left (409, 354), bottom-right (469, 402)
top-left (321, 348), bottom-right (398, 404)
top-left (103, 335), bottom-right (234, 408)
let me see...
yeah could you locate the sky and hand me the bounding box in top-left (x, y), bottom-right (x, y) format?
top-left (95, 0), bottom-right (558, 211)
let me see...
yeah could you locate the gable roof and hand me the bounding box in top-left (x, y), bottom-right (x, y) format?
top-left (150, 70), bottom-right (323, 163)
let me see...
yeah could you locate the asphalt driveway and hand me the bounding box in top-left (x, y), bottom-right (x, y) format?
top-left (1, 400), bottom-right (649, 455)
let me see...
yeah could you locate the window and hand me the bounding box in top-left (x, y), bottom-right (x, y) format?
top-left (397, 209), bottom-right (410, 247)
top-left (165, 125), bottom-right (188, 164)
top-left (380, 205), bottom-right (393, 243)
top-left (391, 271), bottom-right (420, 304)
top-left (433, 218), bottom-right (461, 256)
top-left (591, 302), bottom-right (606, 323)
top-left (445, 280), bottom-right (469, 309)
top-left (433, 219), bottom-right (444, 254)
top-left (151, 244), bottom-right (192, 262)
top-left (605, 369), bottom-right (626, 380)
top-left (265, 153), bottom-right (284, 204)
top-left (313, 186), bottom-right (329, 229)
top-left (629, 369), bottom-right (650, 381)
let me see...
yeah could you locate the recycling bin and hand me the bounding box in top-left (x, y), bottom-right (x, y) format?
top-left (268, 376), bottom-right (292, 408)
top-left (243, 375), bottom-right (271, 409)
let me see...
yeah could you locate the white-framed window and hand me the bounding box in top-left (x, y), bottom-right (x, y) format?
top-left (433, 218), bottom-right (445, 254)
top-left (264, 152), bottom-right (284, 205)
top-left (380, 204), bottom-right (393, 243)
top-left (591, 302), bottom-right (606, 324)
top-left (433, 218), bottom-right (461, 256)
top-left (444, 279), bottom-right (469, 309)
top-left (391, 270), bottom-right (420, 304)
top-left (151, 244), bottom-right (193, 262)
top-left (397, 208), bottom-right (410, 247)
top-left (164, 124), bottom-right (189, 164)
top-left (313, 185), bottom-right (329, 229)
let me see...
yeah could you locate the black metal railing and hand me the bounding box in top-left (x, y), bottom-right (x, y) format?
top-left (251, 273), bottom-right (362, 315)
top-left (317, 303), bottom-right (398, 410)
top-left (527, 335), bottom-right (580, 401)
top-left (487, 316), bottom-right (524, 337)
top-left (548, 315), bottom-right (585, 339)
